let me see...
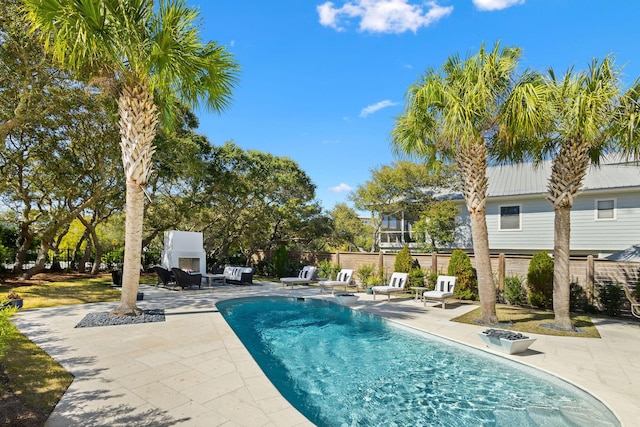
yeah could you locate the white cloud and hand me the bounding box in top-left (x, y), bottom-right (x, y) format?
top-left (330, 183), bottom-right (353, 193)
top-left (359, 99), bottom-right (398, 118)
top-left (317, 0), bottom-right (454, 34)
top-left (472, 0), bottom-right (525, 11)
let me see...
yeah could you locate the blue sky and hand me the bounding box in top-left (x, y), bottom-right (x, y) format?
top-left (189, 0), bottom-right (640, 212)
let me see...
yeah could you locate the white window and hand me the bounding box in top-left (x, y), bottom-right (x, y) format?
top-left (595, 199), bottom-right (616, 220)
top-left (499, 205), bottom-right (521, 230)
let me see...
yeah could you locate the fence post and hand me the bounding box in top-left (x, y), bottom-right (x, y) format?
top-left (431, 253), bottom-right (438, 274)
top-left (498, 253), bottom-right (505, 291)
top-left (335, 251), bottom-right (341, 267)
top-left (586, 255), bottom-right (595, 304)
top-left (378, 251), bottom-right (383, 277)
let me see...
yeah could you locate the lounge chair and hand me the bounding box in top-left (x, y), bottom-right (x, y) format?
top-left (622, 284), bottom-right (640, 319)
top-left (280, 266), bottom-right (317, 288)
top-left (423, 275), bottom-right (456, 308)
top-left (319, 269), bottom-right (354, 294)
top-left (153, 266), bottom-right (175, 287)
top-left (171, 267), bottom-right (202, 290)
top-left (372, 272), bottom-right (409, 301)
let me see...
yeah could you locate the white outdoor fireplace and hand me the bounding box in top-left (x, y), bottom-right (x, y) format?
top-left (161, 230), bottom-right (206, 273)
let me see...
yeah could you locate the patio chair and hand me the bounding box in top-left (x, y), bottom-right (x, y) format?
top-left (153, 266), bottom-right (175, 287)
top-left (280, 265), bottom-right (317, 288)
top-left (171, 267), bottom-right (202, 290)
top-left (423, 275), bottom-right (456, 308)
top-left (372, 272), bottom-right (409, 301)
top-left (622, 284), bottom-right (640, 319)
top-left (319, 269), bottom-right (354, 294)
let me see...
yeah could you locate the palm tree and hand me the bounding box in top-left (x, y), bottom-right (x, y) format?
top-left (499, 57), bottom-right (640, 330)
top-left (392, 42), bottom-right (522, 324)
top-left (23, 0), bottom-right (239, 315)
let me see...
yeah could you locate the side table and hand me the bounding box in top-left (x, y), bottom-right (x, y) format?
top-left (410, 286), bottom-right (429, 302)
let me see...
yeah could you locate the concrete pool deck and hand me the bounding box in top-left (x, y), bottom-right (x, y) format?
top-left (12, 282), bottom-right (640, 426)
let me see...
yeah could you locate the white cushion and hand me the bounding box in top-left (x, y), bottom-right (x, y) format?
top-left (423, 291), bottom-right (453, 298)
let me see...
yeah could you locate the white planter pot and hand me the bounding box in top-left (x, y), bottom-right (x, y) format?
top-left (477, 331), bottom-right (536, 355)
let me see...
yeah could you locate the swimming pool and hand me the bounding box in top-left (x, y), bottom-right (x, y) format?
top-left (217, 296), bottom-right (619, 427)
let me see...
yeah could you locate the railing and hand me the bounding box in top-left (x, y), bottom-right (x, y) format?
top-left (379, 230), bottom-right (420, 247)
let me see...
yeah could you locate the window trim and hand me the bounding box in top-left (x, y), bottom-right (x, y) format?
top-left (499, 204), bottom-right (522, 231)
top-left (595, 198), bottom-right (617, 221)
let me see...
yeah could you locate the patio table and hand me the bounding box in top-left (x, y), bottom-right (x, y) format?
top-left (202, 273), bottom-right (226, 286)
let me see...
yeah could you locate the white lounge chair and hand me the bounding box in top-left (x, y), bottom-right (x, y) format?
top-left (372, 272), bottom-right (409, 301)
top-left (280, 266), bottom-right (317, 288)
top-left (622, 284), bottom-right (640, 319)
top-left (423, 275), bottom-right (456, 308)
top-left (319, 269), bottom-right (354, 294)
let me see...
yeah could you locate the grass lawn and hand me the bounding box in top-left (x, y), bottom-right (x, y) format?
top-left (1, 322), bottom-right (73, 425)
top-left (0, 272), bottom-right (155, 426)
top-left (451, 303), bottom-right (601, 338)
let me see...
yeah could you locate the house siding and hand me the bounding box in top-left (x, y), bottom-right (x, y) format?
top-left (451, 189), bottom-right (640, 255)
top-left (486, 198), bottom-right (553, 251)
top-left (569, 191), bottom-right (640, 253)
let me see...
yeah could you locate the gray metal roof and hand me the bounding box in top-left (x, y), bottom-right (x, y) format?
top-left (487, 161), bottom-right (640, 198)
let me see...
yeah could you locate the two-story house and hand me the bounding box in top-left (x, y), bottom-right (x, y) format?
top-left (379, 158), bottom-right (640, 256)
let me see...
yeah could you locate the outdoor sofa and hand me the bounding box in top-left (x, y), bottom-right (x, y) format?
top-left (223, 266), bottom-right (254, 284)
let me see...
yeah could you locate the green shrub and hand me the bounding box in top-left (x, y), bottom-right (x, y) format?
top-left (570, 281), bottom-right (587, 312)
top-left (455, 270), bottom-right (478, 300)
top-left (356, 264), bottom-right (376, 288)
top-left (503, 274), bottom-right (525, 306)
top-left (426, 271), bottom-right (439, 291)
top-left (408, 268), bottom-right (425, 288)
top-left (527, 251), bottom-right (554, 308)
top-left (0, 306), bottom-right (17, 358)
top-left (272, 245), bottom-right (289, 277)
top-left (447, 249), bottom-right (478, 300)
top-left (370, 272), bottom-right (383, 286)
top-left (599, 284), bottom-right (624, 317)
top-left (394, 245), bottom-right (413, 273)
top-left (318, 260), bottom-right (341, 280)
top-left (528, 292), bottom-right (547, 308)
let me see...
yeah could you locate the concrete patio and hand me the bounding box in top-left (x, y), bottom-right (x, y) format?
top-left (11, 282), bottom-right (640, 426)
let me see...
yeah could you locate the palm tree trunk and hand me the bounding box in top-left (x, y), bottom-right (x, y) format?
top-left (110, 83), bottom-right (157, 317)
top-left (547, 141), bottom-right (590, 330)
top-left (470, 210), bottom-right (497, 323)
top-left (458, 142), bottom-right (497, 324)
top-left (112, 180), bottom-right (145, 316)
top-left (553, 205), bottom-right (572, 329)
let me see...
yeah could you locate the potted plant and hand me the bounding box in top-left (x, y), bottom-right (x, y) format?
top-left (2, 291), bottom-right (23, 309)
top-left (357, 264), bottom-right (376, 294)
top-left (366, 274), bottom-right (383, 295)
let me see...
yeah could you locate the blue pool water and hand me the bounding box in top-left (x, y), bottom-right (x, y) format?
top-left (217, 296), bottom-right (619, 427)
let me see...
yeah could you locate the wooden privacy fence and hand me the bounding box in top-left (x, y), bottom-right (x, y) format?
top-left (272, 251), bottom-right (640, 295)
